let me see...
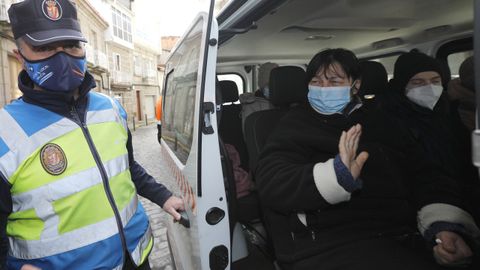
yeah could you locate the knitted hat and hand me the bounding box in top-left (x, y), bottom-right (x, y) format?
top-left (258, 62), bottom-right (279, 89)
top-left (459, 56), bottom-right (474, 91)
top-left (392, 51), bottom-right (443, 91)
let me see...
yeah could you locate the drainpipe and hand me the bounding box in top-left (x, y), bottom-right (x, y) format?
top-left (0, 37), bottom-right (8, 107)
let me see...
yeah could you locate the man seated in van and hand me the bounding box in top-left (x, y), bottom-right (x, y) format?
top-left (383, 51), bottom-right (480, 226)
top-left (239, 62), bottom-right (278, 134)
top-left (255, 48), bottom-right (479, 270)
top-left (447, 56), bottom-right (475, 132)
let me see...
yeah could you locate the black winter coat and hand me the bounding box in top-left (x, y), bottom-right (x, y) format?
top-left (255, 103), bottom-right (464, 263)
top-left (381, 91), bottom-right (480, 222)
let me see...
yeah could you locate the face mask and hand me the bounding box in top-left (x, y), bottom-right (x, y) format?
top-left (262, 86), bottom-right (270, 99)
top-left (23, 52), bottom-right (87, 93)
top-left (405, 84), bottom-right (443, 110)
top-left (308, 85), bottom-right (351, 114)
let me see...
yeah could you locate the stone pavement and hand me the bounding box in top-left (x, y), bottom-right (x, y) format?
top-left (131, 124), bottom-right (176, 270)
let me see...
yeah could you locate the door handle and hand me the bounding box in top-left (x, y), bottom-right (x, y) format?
top-left (174, 211), bottom-right (190, 228)
top-left (202, 102), bottom-right (215, 134)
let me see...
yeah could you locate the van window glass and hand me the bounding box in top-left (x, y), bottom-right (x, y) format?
top-left (217, 74), bottom-right (244, 95)
top-left (163, 18), bottom-right (204, 164)
top-left (369, 55), bottom-right (399, 80)
top-left (447, 51), bottom-right (473, 77)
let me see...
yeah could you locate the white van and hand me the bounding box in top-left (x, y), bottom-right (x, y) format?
top-left (160, 0), bottom-right (478, 269)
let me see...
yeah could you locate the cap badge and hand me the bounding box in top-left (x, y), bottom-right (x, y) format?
top-left (40, 143), bottom-right (67, 175)
top-left (42, 0), bottom-right (63, 21)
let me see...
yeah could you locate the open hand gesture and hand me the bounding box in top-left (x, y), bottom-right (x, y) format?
top-left (339, 124), bottom-right (369, 179)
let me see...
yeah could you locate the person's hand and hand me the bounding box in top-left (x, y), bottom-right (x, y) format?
top-left (433, 231), bottom-right (473, 266)
top-left (162, 195), bottom-right (185, 221)
top-left (20, 265), bottom-right (41, 270)
top-left (338, 124), bottom-right (369, 179)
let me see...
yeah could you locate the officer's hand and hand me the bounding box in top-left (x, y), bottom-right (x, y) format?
top-left (339, 124), bottom-right (369, 179)
top-left (433, 231), bottom-right (472, 266)
top-left (20, 265), bottom-right (41, 270)
top-left (162, 196), bottom-right (185, 221)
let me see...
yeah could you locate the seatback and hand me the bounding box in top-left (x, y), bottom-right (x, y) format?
top-left (244, 66), bottom-right (307, 171)
top-left (218, 80), bottom-right (249, 170)
top-left (358, 60), bottom-right (388, 100)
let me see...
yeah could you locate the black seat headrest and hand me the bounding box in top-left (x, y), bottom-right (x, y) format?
top-left (219, 80), bottom-right (239, 103)
top-left (358, 61), bottom-right (388, 97)
top-left (269, 66), bottom-right (307, 107)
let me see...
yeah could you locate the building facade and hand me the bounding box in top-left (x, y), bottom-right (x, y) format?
top-left (75, 0), bottom-right (109, 95)
top-left (0, 0), bottom-right (22, 107)
top-left (0, 0), bottom-right (165, 128)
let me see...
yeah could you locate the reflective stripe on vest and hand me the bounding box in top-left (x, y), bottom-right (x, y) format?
top-left (1, 93), bottom-right (152, 268)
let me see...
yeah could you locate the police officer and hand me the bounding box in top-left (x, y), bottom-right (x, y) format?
top-left (0, 0), bottom-right (184, 269)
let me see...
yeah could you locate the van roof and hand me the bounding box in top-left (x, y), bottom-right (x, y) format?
top-left (217, 0), bottom-right (473, 64)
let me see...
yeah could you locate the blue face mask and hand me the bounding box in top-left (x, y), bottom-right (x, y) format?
top-left (23, 52), bottom-right (87, 93)
top-left (307, 85), bottom-right (351, 114)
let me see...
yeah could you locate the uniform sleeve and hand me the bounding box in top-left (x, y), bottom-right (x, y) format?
top-left (126, 129), bottom-right (172, 207)
top-left (0, 174), bottom-right (12, 270)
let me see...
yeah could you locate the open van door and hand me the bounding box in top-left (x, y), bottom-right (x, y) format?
top-left (161, 1), bottom-right (232, 269)
top-left (473, 0), bottom-right (480, 172)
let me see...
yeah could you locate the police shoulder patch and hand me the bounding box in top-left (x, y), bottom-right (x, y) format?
top-left (40, 143), bottom-right (67, 175)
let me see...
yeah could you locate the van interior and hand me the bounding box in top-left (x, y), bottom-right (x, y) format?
top-left (212, 0), bottom-right (474, 269)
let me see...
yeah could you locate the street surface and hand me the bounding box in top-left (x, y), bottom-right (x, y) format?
top-left (131, 124), bottom-right (175, 270)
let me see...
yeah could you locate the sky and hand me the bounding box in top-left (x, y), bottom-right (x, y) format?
top-left (134, 0), bottom-right (211, 37)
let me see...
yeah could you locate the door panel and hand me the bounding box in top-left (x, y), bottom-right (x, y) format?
top-left (162, 1), bottom-right (231, 268)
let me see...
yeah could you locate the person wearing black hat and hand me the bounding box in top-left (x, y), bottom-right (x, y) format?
top-left (384, 50), bottom-right (480, 267)
top-left (0, 0), bottom-right (184, 269)
top-left (448, 56), bottom-right (476, 131)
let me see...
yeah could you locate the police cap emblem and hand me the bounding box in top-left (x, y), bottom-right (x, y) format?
top-left (42, 0), bottom-right (63, 21)
top-left (40, 143), bottom-right (67, 175)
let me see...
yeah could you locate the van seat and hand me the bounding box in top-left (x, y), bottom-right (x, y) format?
top-left (358, 60), bottom-right (388, 100)
top-left (219, 80), bottom-right (249, 170)
top-left (244, 66), bottom-right (307, 171)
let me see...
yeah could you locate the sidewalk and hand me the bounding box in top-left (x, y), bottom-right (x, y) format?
top-left (131, 124), bottom-right (175, 270)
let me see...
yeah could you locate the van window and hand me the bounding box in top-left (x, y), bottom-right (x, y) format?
top-left (162, 18), bottom-right (204, 164)
top-left (369, 54), bottom-right (401, 80)
top-left (447, 51), bottom-right (473, 77)
top-left (217, 73), bottom-right (244, 95)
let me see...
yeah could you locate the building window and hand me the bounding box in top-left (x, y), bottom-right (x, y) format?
top-left (134, 55), bottom-right (142, 75)
top-left (90, 30), bottom-right (98, 50)
top-left (112, 7), bottom-right (132, 43)
top-left (114, 93), bottom-right (124, 106)
top-left (114, 53), bottom-right (121, 71)
top-left (117, 0), bottom-right (131, 10)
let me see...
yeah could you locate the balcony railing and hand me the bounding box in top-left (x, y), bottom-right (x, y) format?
top-left (112, 70), bottom-right (133, 85)
top-left (97, 51), bottom-right (108, 70)
top-left (85, 44), bottom-right (96, 65)
top-left (85, 45), bottom-right (108, 71)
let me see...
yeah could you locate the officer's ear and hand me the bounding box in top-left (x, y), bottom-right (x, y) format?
top-left (13, 39), bottom-right (26, 69)
top-left (13, 49), bottom-right (24, 66)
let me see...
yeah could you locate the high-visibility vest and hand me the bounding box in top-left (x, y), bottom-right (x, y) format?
top-left (0, 92), bottom-right (153, 269)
